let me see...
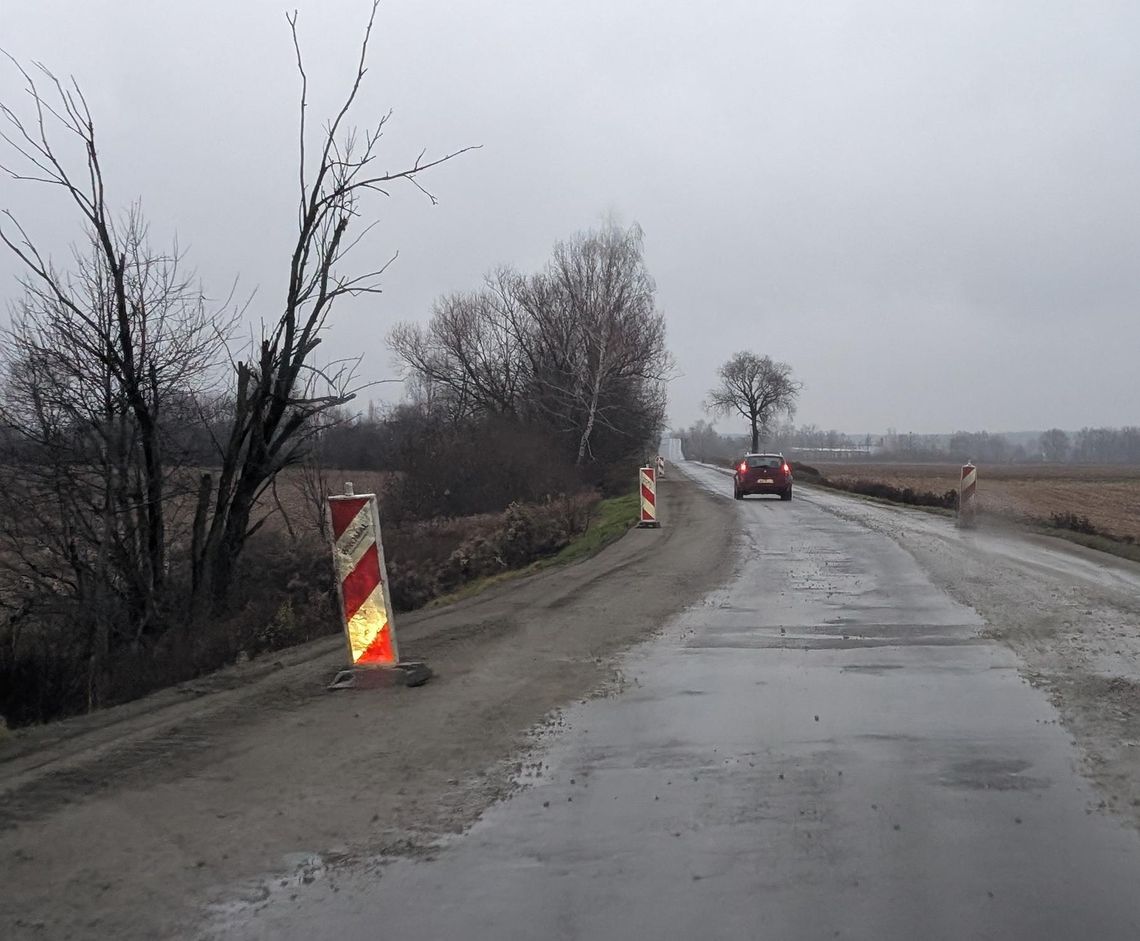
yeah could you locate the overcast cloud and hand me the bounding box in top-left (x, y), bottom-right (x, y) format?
top-left (3, 0), bottom-right (1139, 436)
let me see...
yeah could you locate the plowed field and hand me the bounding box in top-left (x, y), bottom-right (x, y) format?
top-left (813, 462), bottom-right (1140, 542)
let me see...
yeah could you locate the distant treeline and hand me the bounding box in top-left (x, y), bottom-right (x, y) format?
top-left (880, 427), bottom-right (1140, 464)
top-left (677, 421), bottom-right (1140, 465)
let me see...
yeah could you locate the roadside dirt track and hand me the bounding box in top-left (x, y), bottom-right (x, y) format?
top-left (0, 474), bottom-right (734, 941)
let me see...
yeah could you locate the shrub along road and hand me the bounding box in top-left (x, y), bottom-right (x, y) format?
top-left (0, 473), bottom-right (733, 941)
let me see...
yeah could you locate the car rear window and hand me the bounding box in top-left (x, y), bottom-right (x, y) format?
top-left (747, 456), bottom-right (782, 468)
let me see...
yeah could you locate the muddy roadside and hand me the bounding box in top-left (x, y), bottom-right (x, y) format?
top-left (0, 473), bottom-right (734, 941)
top-left (800, 484), bottom-right (1140, 830)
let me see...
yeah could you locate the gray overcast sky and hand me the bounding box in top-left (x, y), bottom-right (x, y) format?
top-left (3, 0), bottom-right (1139, 436)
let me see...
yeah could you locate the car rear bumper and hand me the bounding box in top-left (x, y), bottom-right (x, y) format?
top-left (736, 482), bottom-right (791, 495)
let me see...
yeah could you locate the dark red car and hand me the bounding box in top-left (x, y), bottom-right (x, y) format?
top-left (733, 453), bottom-right (793, 501)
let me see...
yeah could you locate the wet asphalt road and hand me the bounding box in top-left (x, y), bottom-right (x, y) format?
top-left (232, 461), bottom-right (1140, 940)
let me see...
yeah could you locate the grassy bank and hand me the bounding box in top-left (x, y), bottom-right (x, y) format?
top-left (544, 491), bottom-right (641, 565)
top-left (1032, 524), bottom-right (1140, 565)
top-left (427, 491), bottom-right (640, 607)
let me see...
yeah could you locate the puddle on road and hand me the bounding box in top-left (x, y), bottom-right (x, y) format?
top-left (937, 757), bottom-right (1050, 792)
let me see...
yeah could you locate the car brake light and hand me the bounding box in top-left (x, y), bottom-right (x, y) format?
top-left (783, 463), bottom-right (790, 474)
top-left (738, 462), bottom-right (747, 473)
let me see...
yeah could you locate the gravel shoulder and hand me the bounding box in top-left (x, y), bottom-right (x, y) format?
top-left (1, 473), bottom-right (733, 941)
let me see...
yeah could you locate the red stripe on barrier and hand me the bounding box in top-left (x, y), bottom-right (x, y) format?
top-left (330, 497), bottom-right (369, 541)
top-left (641, 483), bottom-right (655, 505)
top-left (356, 624), bottom-right (396, 665)
top-left (341, 542), bottom-right (381, 623)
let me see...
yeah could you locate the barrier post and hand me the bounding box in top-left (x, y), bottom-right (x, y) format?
top-left (327, 484), bottom-right (431, 689)
top-left (958, 462), bottom-right (977, 529)
top-left (638, 465), bottom-right (660, 528)
top-left (656, 455), bottom-right (666, 478)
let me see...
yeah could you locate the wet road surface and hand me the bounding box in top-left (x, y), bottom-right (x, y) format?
top-left (219, 461), bottom-right (1140, 940)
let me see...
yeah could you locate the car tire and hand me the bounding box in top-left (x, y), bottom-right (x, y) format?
top-left (734, 487), bottom-right (743, 500)
top-left (781, 488), bottom-right (792, 501)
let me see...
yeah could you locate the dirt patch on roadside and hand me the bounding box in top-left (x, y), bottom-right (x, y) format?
top-left (0, 474), bottom-right (732, 941)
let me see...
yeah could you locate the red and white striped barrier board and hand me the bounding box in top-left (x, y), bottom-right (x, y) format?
top-left (328, 489), bottom-right (399, 668)
top-left (959, 462), bottom-right (977, 528)
top-left (639, 465), bottom-right (659, 528)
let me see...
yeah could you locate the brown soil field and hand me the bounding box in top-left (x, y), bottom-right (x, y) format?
top-left (257, 468), bottom-right (394, 538)
top-left (812, 462), bottom-right (1140, 543)
top-left (153, 467), bottom-right (396, 544)
top-left (0, 466), bottom-right (390, 576)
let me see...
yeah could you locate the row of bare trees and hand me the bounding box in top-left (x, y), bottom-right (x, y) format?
top-left (388, 222), bottom-right (672, 471)
top-left (0, 2), bottom-right (469, 721)
top-left (1045, 427), bottom-right (1140, 464)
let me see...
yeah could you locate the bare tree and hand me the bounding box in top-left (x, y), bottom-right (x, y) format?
top-left (390, 222), bottom-right (672, 468)
top-left (1039, 428), bottom-right (1070, 463)
top-left (0, 0), bottom-right (471, 719)
top-left (189, 1), bottom-right (474, 610)
top-left (679, 419), bottom-right (727, 463)
top-left (294, 405), bottom-right (359, 543)
top-left (0, 56), bottom-right (234, 704)
top-left (705, 352), bottom-right (801, 452)
top-left (388, 267), bottom-right (528, 424)
top-left (542, 223), bottom-right (670, 464)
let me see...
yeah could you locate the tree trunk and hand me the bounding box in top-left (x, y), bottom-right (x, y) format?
top-left (576, 374), bottom-right (603, 466)
top-left (575, 327), bottom-right (608, 466)
top-left (190, 472), bottom-right (213, 605)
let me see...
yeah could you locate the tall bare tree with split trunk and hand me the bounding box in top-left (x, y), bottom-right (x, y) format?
top-left (0, 0), bottom-right (471, 718)
top-left (706, 352), bottom-right (801, 452)
top-left (188, 1), bottom-right (474, 611)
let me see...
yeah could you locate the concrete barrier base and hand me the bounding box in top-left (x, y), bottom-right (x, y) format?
top-left (328, 661), bottom-right (432, 690)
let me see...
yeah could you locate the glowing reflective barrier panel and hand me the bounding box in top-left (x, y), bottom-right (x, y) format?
top-left (328, 491), bottom-right (399, 667)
